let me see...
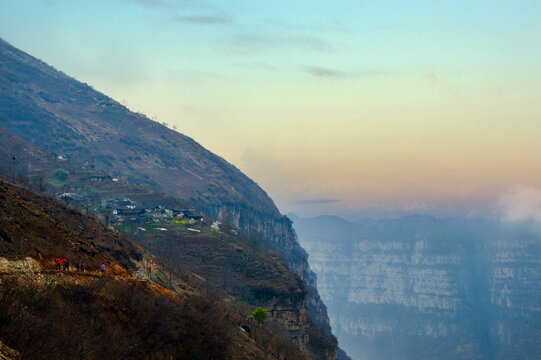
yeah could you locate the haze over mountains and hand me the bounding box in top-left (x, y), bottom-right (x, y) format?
top-left (292, 213), bottom-right (541, 360)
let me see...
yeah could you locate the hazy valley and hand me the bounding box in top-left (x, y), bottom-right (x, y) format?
top-left (292, 214), bottom-right (541, 360)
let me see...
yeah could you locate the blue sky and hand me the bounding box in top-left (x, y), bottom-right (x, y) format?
top-left (1, 0), bottom-right (541, 217)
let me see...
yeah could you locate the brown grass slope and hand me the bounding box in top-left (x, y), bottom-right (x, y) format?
top-left (0, 179), bottom-right (309, 360)
top-left (0, 179), bottom-right (141, 271)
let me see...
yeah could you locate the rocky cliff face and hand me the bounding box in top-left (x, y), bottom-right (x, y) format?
top-left (0, 38), bottom-right (338, 359)
top-left (292, 215), bottom-right (541, 360)
top-left (205, 202), bottom-right (335, 340)
top-left (484, 234), bottom-right (541, 359)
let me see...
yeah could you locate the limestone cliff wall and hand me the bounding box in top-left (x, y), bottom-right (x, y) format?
top-left (293, 215), bottom-right (541, 360)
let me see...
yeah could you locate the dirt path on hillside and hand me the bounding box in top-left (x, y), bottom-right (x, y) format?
top-left (0, 256), bottom-right (140, 284)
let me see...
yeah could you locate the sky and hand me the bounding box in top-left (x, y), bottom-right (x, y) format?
top-left (1, 0), bottom-right (541, 218)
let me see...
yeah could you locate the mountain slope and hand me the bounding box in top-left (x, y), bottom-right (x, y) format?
top-left (0, 119), bottom-right (335, 360)
top-left (0, 178), bottom-right (274, 359)
top-left (0, 36), bottom-right (277, 219)
top-left (0, 38), bottom-right (339, 358)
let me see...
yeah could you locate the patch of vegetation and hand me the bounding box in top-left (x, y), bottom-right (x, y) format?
top-left (253, 307), bottom-right (268, 324)
top-left (45, 177), bottom-right (65, 189)
top-left (114, 223), bottom-right (135, 233)
top-left (91, 187), bottom-right (114, 193)
top-left (204, 231), bottom-right (227, 243)
top-left (53, 168), bottom-right (69, 182)
top-left (163, 221), bottom-right (188, 230)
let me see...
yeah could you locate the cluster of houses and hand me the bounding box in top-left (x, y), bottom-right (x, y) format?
top-left (106, 198), bottom-right (204, 224)
top-left (53, 192), bottom-right (205, 225)
top-left (86, 174), bottom-right (119, 182)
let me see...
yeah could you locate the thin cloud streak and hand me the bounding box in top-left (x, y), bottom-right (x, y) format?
top-left (122, 0), bottom-right (334, 53)
top-left (302, 66), bottom-right (389, 79)
top-left (121, 0), bottom-right (224, 18)
top-left (170, 15), bottom-right (232, 25)
top-left (302, 66), bottom-right (345, 78)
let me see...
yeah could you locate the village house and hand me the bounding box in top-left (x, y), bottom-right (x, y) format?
top-left (180, 209), bottom-right (204, 222)
top-left (106, 198), bottom-right (134, 209)
top-left (112, 208), bottom-right (146, 221)
top-left (87, 174), bottom-right (112, 182)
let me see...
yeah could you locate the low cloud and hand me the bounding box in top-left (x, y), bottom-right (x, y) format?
top-left (495, 185), bottom-right (541, 222)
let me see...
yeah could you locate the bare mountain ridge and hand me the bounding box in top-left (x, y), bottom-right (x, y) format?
top-left (0, 37), bottom-right (276, 218)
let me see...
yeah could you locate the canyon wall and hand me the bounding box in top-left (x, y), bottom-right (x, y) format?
top-left (292, 215), bottom-right (541, 360)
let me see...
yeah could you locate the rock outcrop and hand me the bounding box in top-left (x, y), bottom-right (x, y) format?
top-left (207, 203), bottom-right (335, 337)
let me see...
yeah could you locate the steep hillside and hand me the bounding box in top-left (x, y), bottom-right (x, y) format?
top-left (292, 214), bottom-right (541, 360)
top-left (0, 129), bottom-right (336, 359)
top-left (0, 178), bottom-right (320, 359)
top-left (0, 126), bottom-right (192, 218)
top-left (0, 36), bottom-right (277, 223)
top-left (135, 219), bottom-right (337, 359)
top-left (0, 179), bottom-right (143, 273)
top-left (0, 37), bottom-right (336, 355)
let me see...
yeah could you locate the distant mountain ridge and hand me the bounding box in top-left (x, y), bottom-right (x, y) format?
top-left (0, 37), bottom-right (341, 359)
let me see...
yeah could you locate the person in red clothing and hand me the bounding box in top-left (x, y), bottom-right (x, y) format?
top-left (55, 257), bottom-right (61, 270)
top-left (61, 258), bottom-right (67, 271)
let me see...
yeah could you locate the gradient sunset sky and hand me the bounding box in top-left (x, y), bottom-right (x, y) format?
top-left (1, 0), bottom-right (541, 217)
